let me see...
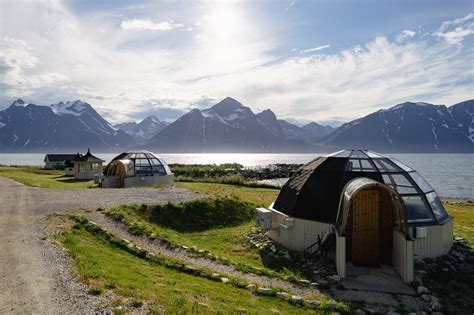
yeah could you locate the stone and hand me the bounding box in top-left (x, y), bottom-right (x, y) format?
top-left (354, 309), bottom-right (366, 315)
top-left (313, 270), bottom-right (320, 275)
top-left (430, 300), bottom-right (442, 311)
top-left (284, 254), bottom-right (291, 260)
top-left (283, 275), bottom-right (297, 282)
top-left (246, 284), bottom-right (256, 290)
top-left (181, 245), bottom-right (189, 250)
top-left (198, 249), bottom-right (205, 254)
top-left (257, 287), bottom-right (272, 295)
top-left (310, 282), bottom-right (319, 287)
top-left (416, 312), bottom-right (428, 315)
top-left (298, 279), bottom-right (310, 285)
top-left (386, 312), bottom-right (400, 315)
top-left (220, 277), bottom-right (230, 284)
top-left (318, 280), bottom-right (328, 287)
top-left (417, 286), bottom-right (429, 295)
top-left (431, 312), bottom-right (443, 315)
top-left (328, 275), bottom-right (341, 283)
top-left (191, 246), bottom-right (198, 252)
top-left (413, 276), bottom-right (423, 286)
top-left (184, 265), bottom-right (200, 275)
top-left (305, 300), bottom-right (321, 307)
top-left (291, 295), bottom-right (302, 303)
top-left (211, 273), bottom-right (220, 278)
top-left (276, 291), bottom-right (290, 299)
top-left (421, 294), bottom-right (431, 302)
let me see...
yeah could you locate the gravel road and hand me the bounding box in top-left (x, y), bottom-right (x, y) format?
top-left (0, 176), bottom-right (201, 314)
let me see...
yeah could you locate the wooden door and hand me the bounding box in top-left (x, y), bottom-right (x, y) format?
top-left (351, 189), bottom-right (380, 266)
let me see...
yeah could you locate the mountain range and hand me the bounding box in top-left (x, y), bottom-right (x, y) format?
top-left (0, 97), bottom-right (472, 153)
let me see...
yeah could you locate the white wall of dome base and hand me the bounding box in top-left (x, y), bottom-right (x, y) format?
top-left (102, 174), bottom-right (174, 188)
top-left (412, 218), bottom-right (453, 258)
top-left (257, 207), bottom-right (453, 284)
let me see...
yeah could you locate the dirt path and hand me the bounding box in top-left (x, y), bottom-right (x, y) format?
top-left (0, 176), bottom-right (201, 314)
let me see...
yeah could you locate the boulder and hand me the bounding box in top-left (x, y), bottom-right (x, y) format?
top-left (220, 277), bottom-right (230, 284)
top-left (291, 295), bottom-right (302, 304)
top-left (305, 300), bottom-right (321, 307)
top-left (257, 287), bottom-right (272, 295)
top-left (417, 286), bottom-right (429, 295)
top-left (276, 292), bottom-right (290, 299)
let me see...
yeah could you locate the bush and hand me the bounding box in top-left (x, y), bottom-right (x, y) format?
top-left (87, 286), bottom-right (103, 295)
top-left (141, 197), bottom-right (255, 232)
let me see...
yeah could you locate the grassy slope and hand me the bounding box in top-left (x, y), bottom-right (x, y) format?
top-left (446, 202), bottom-right (474, 243)
top-left (61, 224), bottom-right (319, 314)
top-left (0, 167), bottom-right (93, 188)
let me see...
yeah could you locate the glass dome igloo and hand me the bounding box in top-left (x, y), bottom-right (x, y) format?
top-left (326, 150), bottom-right (448, 223)
top-left (104, 151), bottom-right (172, 177)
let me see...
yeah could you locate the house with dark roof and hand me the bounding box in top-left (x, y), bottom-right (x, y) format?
top-left (72, 149), bottom-right (105, 180)
top-left (44, 154), bottom-right (77, 175)
top-left (256, 149), bottom-right (453, 283)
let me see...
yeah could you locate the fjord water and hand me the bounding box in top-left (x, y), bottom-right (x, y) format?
top-left (0, 153), bottom-right (472, 199)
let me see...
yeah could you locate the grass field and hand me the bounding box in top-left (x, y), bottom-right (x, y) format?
top-left (444, 202), bottom-right (474, 243)
top-left (0, 167), bottom-right (94, 188)
top-left (58, 218), bottom-right (323, 314)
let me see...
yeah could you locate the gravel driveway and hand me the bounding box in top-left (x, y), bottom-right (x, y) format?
top-left (0, 176), bottom-right (202, 314)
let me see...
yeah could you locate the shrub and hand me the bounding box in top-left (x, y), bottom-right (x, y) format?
top-left (87, 286), bottom-right (103, 295)
top-left (147, 197), bottom-right (254, 231)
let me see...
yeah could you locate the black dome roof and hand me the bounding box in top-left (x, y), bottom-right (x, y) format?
top-left (272, 150), bottom-right (448, 225)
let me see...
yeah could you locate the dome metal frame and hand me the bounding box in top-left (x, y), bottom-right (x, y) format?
top-left (272, 149), bottom-right (449, 226)
top-left (104, 150), bottom-right (172, 178)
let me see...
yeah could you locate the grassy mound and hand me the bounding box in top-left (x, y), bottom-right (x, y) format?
top-left (115, 197), bottom-right (255, 232)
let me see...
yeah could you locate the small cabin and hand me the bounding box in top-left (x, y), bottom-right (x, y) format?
top-left (256, 150), bottom-right (453, 283)
top-left (102, 150), bottom-right (174, 188)
top-left (72, 149), bottom-right (105, 180)
top-left (44, 154), bottom-right (77, 174)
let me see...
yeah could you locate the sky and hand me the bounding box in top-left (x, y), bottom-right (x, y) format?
top-left (0, 0), bottom-right (473, 126)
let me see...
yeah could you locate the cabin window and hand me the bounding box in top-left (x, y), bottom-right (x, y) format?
top-left (402, 195), bottom-right (434, 222)
top-left (409, 172), bottom-right (433, 193)
top-left (79, 164), bottom-right (85, 173)
top-left (135, 158), bottom-right (153, 174)
top-left (426, 192), bottom-right (447, 220)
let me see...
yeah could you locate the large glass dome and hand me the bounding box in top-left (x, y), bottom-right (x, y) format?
top-left (104, 150), bottom-right (172, 177)
top-left (273, 149), bottom-right (448, 225)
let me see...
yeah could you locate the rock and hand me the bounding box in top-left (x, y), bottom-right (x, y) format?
top-left (313, 270), bottom-right (320, 275)
top-left (246, 284), bottom-right (256, 290)
top-left (198, 249), bottom-right (205, 254)
top-left (181, 245), bottom-right (189, 250)
top-left (430, 300), bottom-right (442, 311)
top-left (257, 287), bottom-right (272, 295)
top-left (291, 295), bottom-right (302, 303)
top-left (328, 275), bottom-right (341, 283)
top-left (211, 273), bottom-right (220, 278)
top-left (386, 312), bottom-right (400, 315)
top-left (431, 312), bottom-right (443, 315)
top-left (354, 309), bottom-right (366, 315)
top-left (191, 245), bottom-right (198, 252)
top-left (284, 254), bottom-right (291, 260)
top-left (183, 265), bottom-right (200, 275)
top-left (417, 286), bottom-right (429, 295)
top-left (413, 276), bottom-right (423, 286)
top-left (310, 282), bottom-right (319, 287)
top-left (305, 300), bottom-right (321, 307)
top-left (318, 280), bottom-right (328, 287)
top-left (415, 258), bottom-right (426, 265)
top-left (283, 275), bottom-right (297, 283)
top-left (276, 292), bottom-right (290, 299)
top-left (421, 294), bottom-right (431, 302)
top-left (220, 277), bottom-right (230, 284)
top-left (298, 279), bottom-right (310, 285)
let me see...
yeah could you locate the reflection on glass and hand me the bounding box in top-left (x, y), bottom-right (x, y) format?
top-left (426, 192), bottom-right (447, 220)
top-left (402, 195), bottom-right (435, 222)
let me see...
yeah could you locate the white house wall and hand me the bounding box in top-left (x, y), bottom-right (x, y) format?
top-left (413, 219), bottom-right (453, 259)
top-left (393, 228), bottom-right (414, 283)
top-left (123, 174), bottom-right (174, 188)
top-left (266, 210), bottom-right (332, 251)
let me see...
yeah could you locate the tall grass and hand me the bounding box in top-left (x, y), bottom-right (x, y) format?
top-left (175, 174), bottom-right (279, 189)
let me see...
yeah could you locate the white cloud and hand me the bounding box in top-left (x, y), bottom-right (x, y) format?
top-left (0, 2), bottom-right (472, 125)
top-left (121, 18), bottom-right (184, 31)
top-left (396, 29), bottom-right (416, 43)
top-left (301, 45), bottom-right (331, 53)
top-left (433, 13), bottom-right (474, 44)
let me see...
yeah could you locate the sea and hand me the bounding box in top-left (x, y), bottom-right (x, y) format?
top-left (0, 153), bottom-right (472, 199)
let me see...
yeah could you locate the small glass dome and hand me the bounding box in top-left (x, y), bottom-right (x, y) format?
top-left (104, 150), bottom-right (172, 177)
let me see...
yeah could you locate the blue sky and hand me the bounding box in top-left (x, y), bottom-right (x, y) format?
top-left (0, 0), bottom-right (472, 125)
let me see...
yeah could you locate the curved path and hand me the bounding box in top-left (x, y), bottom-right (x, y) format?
top-left (0, 176), bottom-right (201, 314)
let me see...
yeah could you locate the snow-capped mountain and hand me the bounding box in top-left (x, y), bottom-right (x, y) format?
top-left (142, 97), bottom-right (311, 152)
top-left (115, 115), bottom-right (169, 143)
top-left (321, 100), bottom-right (474, 153)
top-left (0, 99), bottom-right (134, 152)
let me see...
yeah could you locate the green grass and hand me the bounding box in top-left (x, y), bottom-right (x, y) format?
top-left (59, 219), bottom-right (322, 314)
top-left (104, 196), bottom-right (314, 279)
top-left (444, 202), bottom-right (474, 244)
top-left (0, 167), bottom-right (94, 188)
top-left (176, 182), bottom-right (279, 207)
